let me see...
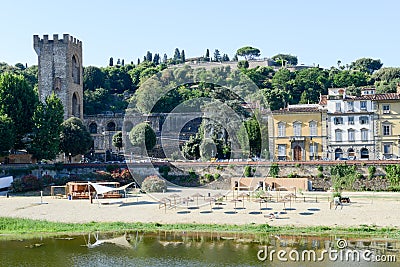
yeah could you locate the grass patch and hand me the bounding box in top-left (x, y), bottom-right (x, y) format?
top-left (1, 217), bottom-right (400, 239)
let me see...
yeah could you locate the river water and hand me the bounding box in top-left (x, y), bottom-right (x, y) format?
top-left (0, 231), bottom-right (398, 266)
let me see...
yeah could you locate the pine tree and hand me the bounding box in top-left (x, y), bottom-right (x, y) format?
top-left (137, 58), bottom-right (141, 65)
top-left (163, 53), bottom-right (168, 63)
top-left (109, 57), bottom-right (114, 66)
top-left (222, 54), bottom-right (230, 61)
top-left (153, 53), bottom-right (160, 65)
top-left (205, 49), bottom-right (210, 61)
top-left (146, 51), bottom-right (153, 62)
top-left (173, 48), bottom-right (181, 63)
top-left (181, 50), bottom-right (185, 63)
top-left (214, 49), bottom-right (221, 62)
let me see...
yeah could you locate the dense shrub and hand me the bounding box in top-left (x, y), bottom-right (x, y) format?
top-left (387, 185), bottom-right (400, 192)
top-left (368, 166), bottom-right (376, 179)
top-left (244, 166), bottom-right (254, 177)
top-left (41, 174), bottom-right (54, 186)
top-left (269, 163), bottom-right (279, 178)
top-left (10, 174), bottom-right (42, 192)
top-left (141, 175), bottom-right (167, 193)
top-left (203, 173), bottom-right (214, 183)
top-left (159, 165), bottom-right (171, 177)
top-left (111, 169), bottom-right (134, 184)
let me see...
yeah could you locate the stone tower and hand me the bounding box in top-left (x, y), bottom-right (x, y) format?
top-left (34, 34), bottom-right (83, 120)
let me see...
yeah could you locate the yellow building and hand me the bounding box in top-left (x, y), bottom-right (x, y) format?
top-left (373, 90), bottom-right (400, 159)
top-left (268, 103), bottom-right (327, 161)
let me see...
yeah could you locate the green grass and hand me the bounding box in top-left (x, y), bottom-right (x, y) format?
top-left (1, 217), bottom-right (400, 239)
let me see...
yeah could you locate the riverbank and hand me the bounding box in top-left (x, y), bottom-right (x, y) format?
top-left (1, 191), bottom-right (400, 238)
top-left (0, 217), bottom-right (399, 239)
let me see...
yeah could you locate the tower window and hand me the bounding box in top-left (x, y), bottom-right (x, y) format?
top-left (72, 55), bottom-right (80, 84)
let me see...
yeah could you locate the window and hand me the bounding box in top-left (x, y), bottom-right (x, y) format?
top-left (106, 121), bottom-right (116, 131)
top-left (89, 122), bottom-right (97, 134)
top-left (348, 116), bottom-right (354, 125)
top-left (383, 143), bottom-right (392, 155)
top-left (335, 102), bottom-right (341, 112)
top-left (383, 124), bottom-right (391, 136)
top-left (348, 129), bottom-right (355, 141)
top-left (277, 122), bottom-right (286, 137)
top-left (309, 121), bottom-right (317, 136)
top-left (347, 101), bottom-right (354, 111)
top-left (278, 145), bottom-right (286, 156)
top-left (278, 144), bottom-right (286, 160)
top-left (72, 55), bottom-right (80, 84)
top-left (293, 122), bottom-right (302, 137)
top-left (360, 101), bottom-right (367, 110)
top-left (360, 148), bottom-right (369, 159)
top-left (309, 143), bottom-right (318, 160)
top-left (335, 148), bottom-right (343, 160)
top-left (334, 117), bottom-right (343, 125)
top-left (359, 116), bottom-right (369, 125)
top-left (335, 129), bottom-right (342, 142)
top-left (383, 105), bottom-right (390, 114)
top-left (361, 129), bottom-right (368, 141)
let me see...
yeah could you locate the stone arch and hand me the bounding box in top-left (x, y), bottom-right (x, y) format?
top-left (89, 122), bottom-right (98, 134)
top-left (72, 55), bottom-right (80, 84)
top-left (106, 121), bottom-right (116, 131)
top-left (360, 148), bottom-right (369, 159)
top-left (335, 148), bottom-right (343, 160)
top-left (71, 92), bottom-right (81, 117)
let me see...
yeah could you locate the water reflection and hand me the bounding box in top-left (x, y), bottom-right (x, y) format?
top-left (0, 231), bottom-right (398, 266)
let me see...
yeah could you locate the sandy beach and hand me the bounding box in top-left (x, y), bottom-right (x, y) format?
top-left (0, 190), bottom-right (400, 228)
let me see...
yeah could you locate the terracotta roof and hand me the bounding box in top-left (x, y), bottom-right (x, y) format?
top-left (372, 93), bottom-right (400, 101)
top-left (351, 93), bottom-right (400, 100)
top-left (273, 107), bottom-right (321, 114)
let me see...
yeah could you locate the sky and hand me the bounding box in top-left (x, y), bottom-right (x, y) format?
top-left (2, 0), bottom-right (400, 69)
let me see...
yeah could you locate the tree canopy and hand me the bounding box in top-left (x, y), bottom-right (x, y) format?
top-left (0, 72), bottom-right (38, 149)
top-left (129, 122), bottom-right (156, 154)
top-left (29, 93), bottom-right (64, 161)
top-left (60, 117), bottom-right (93, 157)
top-left (236, 46), bottom-right (261, 60)
top-left (271, 54), bottom-right (298, 66)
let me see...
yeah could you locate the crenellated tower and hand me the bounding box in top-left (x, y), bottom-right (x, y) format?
top-left (34, 33), bottom-right (83, 120)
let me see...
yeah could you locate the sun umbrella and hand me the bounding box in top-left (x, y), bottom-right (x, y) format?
top-left (230, 199), bottom-right (241, 213)
top-left (238, 192), bottom-right (249, 208)
top-left (191, 193), bottom-right (204, 206)
top-left (169, 193), bottom-right (180, 206)
top-left (253, 198), bottom-right (264, 214)
top-left (205, 197), bottom-right (215, 212)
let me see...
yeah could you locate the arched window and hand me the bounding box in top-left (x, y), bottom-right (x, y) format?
top-left (89, 122), bottom-right (97, 134)
top-left (72, 55), bottom-right (80, 84)
top-left (335, 148), bottom-right (343, 160)
top-left (72, 92), bottom-right (80, 117)
top-left (107, 121), bottom-right (116, 131)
